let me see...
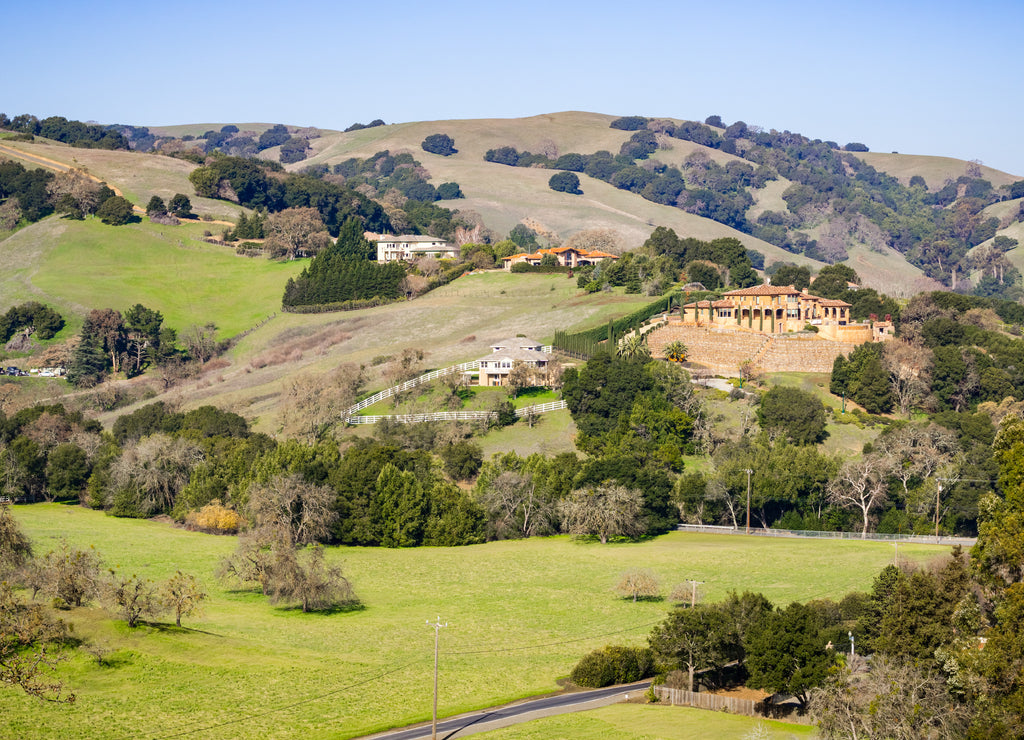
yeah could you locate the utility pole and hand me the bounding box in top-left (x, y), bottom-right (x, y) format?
top-left (427, 616), bottom-right (447, 740)
top-left (935, 481), bottom-right (942, 538)
top-left (745, 469), bottom-right (753, 534)
top-left (687, 579), bottom-right (704, 608)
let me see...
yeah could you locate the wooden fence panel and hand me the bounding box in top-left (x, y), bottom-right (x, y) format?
top-left (653, 686), bottom-right (755, 717)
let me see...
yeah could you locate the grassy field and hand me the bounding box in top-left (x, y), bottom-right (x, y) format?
top-left (474, 703), bottom-right (814, 739)
top-left (1, 216), bottom-right (303, 338)
top-left (4, 504), bottom-right (949, 740)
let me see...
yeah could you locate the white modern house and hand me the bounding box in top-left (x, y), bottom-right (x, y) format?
top-left (477, 337), bottom-right (553, 387)
top-left (375, 235), bottom-right (458, 263)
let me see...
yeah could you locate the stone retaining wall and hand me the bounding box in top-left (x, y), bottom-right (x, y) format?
top-left (648, 324), bottom-right (858, 374)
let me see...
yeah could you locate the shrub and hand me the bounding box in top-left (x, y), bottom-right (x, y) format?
top-left (421, 133), bottom-right (456, 156)
top-left (96, 196), bottom-right (135, 225)
top-left (570, 645), bottom-right (656, 687)
top-left (186, 500), bottom-right (243, 533)
top-left (610, 116), bottom-right (649, 131)
top-left (549, 171), bottom-right (582, 195)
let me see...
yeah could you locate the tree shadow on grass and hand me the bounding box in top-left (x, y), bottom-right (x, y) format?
top-left (272, 602), bottom-right (366, 616)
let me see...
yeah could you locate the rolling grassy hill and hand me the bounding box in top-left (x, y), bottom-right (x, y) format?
top-left (0, 215), bottom-right (302, 339)
top-left (2, 109), bottom-right (1021, 434)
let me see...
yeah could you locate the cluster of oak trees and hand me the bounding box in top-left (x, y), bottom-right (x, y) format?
top-left (0, 507), bottom-right (206, 701)
top-left (0, 162), bottom-right (133, 228)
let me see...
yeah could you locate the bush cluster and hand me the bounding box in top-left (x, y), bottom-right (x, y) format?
top-left (570, 645), bottom-right (656, 687)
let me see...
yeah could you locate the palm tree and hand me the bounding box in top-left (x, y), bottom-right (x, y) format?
top-left (617, 333), bottom-right (650, 360)
top-left (664, 340), bottom-right (688, 363)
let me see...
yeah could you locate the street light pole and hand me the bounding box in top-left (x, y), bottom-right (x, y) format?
top-left (427, 616), bottom-right (447, 740)
top-left (745, 469), bottom-right (753, 534)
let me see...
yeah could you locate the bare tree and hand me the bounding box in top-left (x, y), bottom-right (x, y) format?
top-left (108, 434), bottom-right (204, 516)
top-left (615, 569), bottom-right (660, 602)
top-left (264, 207), bottom-right (331, 260)
top-left (827, 457), bottom-right (890, 537)
top-left (506, 360), bottom-right (534, 398)
top-left (385, 348), bottom-right (426, 397)
top-left (103, 570), bottom-right (161, 628)
top-left (875, 424), bottom-right (959, 499)
top-left (159, 571), bottom-right (206, 628)
top-left (0, 582), bottom-right (74, 702)
top-left (559, 485), bottom-right (645, 544)
top-left (266, 544), bottom-right (358, 613)
top-left (180, 323), bottom-right (219, 363)
top-left (810, 656), bottom-right (971, 740)
top-left (669, 580), bottom-right (705, 607)
top-left (0, 199), bottom-right (21, 231)
top-left (245, 474), bottom-right (337, 546)
top-left (705, 477), bottom-right (743, 529)
top-left (883, 339), bottom-right (933, 416)
top-left (217, 531), bottom-right (277, 595)
top-left (46, 168), bottom-right (101, 215)
top-left (283, 363), bottom-right (365, 442)
top-left (0, 505), bottom-right (32, 580)
top-left (478, 471), bottom-right (553, 539)
top-left (564, 228), bottom-right (624, 255)
top-left (439, 368), bottom-right (469, 409)
top-left (33, 539), bottom-right (102, 607)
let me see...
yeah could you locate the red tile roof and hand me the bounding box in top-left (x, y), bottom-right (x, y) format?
top-left (724, 284), bottom-right (803, 297)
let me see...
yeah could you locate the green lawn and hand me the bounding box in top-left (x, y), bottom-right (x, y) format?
top-left (475, 703), bottom-right (814, 739)
top-left (5, 504), bottom-right (947, 740)
top-left (24, 217), bottom-right (303, 337)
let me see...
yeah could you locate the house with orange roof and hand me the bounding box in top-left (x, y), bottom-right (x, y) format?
top-left (501, 246), bottom-right (618, 270)
top-left (679, 284), bottom-right (893, 343)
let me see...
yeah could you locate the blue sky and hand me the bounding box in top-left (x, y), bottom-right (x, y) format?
top-left (5, 0), bottom-right (1023, 175)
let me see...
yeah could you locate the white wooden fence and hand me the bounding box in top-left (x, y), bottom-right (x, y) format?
top-left (345, 362), bottom-right (479, 415)
top-left (348, 399), bottom-right (567, 425)
top-left (677, 523), bottom-right (976, 546)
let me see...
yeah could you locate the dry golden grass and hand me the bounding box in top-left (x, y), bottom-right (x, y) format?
top-left (854, 151), bottom-right (1021, 188)
top-left (0, 139), bottom-right (245, 219)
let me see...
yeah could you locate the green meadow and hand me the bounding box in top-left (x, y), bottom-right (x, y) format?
top-left (5, 504), bottom-right (947, 740)
top-left (474, 703), bottom-right (815, 739)
top-left (23, 218), bottom-right (302, 338)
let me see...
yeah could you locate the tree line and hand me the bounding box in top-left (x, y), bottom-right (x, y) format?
top-left (0, 113), bottom-right (129, 149)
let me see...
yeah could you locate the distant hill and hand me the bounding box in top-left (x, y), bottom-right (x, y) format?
top-left (5, 110), bottom-right (1023, 302)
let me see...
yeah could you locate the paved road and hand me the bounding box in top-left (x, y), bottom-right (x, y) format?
top-left (359, 681), bottom-right (652, 740)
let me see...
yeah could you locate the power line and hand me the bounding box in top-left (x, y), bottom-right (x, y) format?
top-left (129, 618), bottom-right (663, 739)
top-left (446, 619), bottom-right (663, 656)
top-left (134, 659), bottom-right (425, 740)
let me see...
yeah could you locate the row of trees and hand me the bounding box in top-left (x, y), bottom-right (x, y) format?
top-left (281, 219), bottom-right (406, 307)
top-left (0, 113), bottom-right (129, 149)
